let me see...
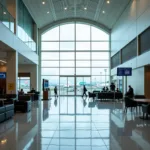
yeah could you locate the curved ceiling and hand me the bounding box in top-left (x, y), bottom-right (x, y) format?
top-left (23, 0), bottom-right (131, 30)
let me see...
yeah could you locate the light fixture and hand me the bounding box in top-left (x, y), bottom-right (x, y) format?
top-left (102, 10), bottom-right (105, 14)
top-left (47, 11), bottom-right (49, 14)
top-left (1, 139), bottom-right (7, 145)
top-left (107, 0), bottom-right (110, 4)
top-left (42, 1), bottom-right (45, 5)
top-left (84, 7), bottom-right (87, 10)
top-left (64, 7), bottom-right (67, 10)
top-left (0, 60), bottom-right (7, 64)
top-left (3, 12), bottom-right (6, 15)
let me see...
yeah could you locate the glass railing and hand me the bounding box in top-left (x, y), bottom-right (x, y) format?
top-left (0, 3), bottom-right (15, 33)
top-left (18, 26), bottom-right (36, 52)
top-left (0, 3), bottom-right (36, 52)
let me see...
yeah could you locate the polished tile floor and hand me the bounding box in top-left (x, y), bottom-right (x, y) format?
top-left (0, 97), bottom-right (150, 150)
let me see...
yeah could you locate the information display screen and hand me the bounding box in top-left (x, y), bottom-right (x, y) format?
top-left (117, 68), bottom-right (132, 76)
top-left (0, 72), bottom-right (6, 78)
top-left (43, 79), bottom-right (49, 90)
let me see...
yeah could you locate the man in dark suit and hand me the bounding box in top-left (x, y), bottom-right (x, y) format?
top-left (126, 85), bottom-right (134, 98)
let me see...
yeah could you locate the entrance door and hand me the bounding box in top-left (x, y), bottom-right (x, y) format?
top-left (60, 76), bottom-right (75, 96)
top-left (60, 76), bottom-right (91, 96)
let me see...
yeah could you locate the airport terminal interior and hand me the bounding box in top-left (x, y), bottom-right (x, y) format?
top-left (1, 0), bottom-right (150, 149)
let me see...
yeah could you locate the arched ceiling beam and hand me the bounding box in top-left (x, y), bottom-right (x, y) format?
top-left (40, 18), bottom-right (111, 35)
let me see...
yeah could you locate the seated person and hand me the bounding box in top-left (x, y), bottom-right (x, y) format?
top-left (116, 88), bottom-right (121, 92)
top-left (19, 89), bottom-right (24, 95)
top-left (105, 87), bottom-right (109, 92)
top-left (126, 85), bottom-right (134, 98)
top-left (102, 87), bottom-right (106, 92)
top-left (30, 88), bottom-right (36, 93)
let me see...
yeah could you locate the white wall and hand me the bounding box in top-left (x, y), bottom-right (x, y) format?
top-left (111, 0), bottom-right (150, 56)
top-left (127, 67), bottom-right (144, 95)
top-left (18, 64), bottom-right (38, 90)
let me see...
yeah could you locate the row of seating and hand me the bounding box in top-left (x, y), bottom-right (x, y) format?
top-left (0, 94), bottom-right (39, 123)
top-left (88, 91), bottom-right (123, 100)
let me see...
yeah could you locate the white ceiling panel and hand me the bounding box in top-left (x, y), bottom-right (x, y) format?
top-left (23, 0), bottom-right (132, 30)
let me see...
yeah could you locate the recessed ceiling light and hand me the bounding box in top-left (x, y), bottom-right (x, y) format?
top-left (102, 11), bottom-right (105, 14)
top-left (47, 11), bottom-right (49, 14)
top-left (64, 7), bottom-right (67, 10)
top-left (42, 1), bottom-right (45, 5)
top-left (0, 60), bottom-right (7, 63)
top-left (107, 1), bottom-right (110, 4)
top-left (84, 7), bottom-right (87, 10)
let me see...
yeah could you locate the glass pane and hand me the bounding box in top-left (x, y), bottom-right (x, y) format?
top-left (19, 79), bottom-right (30, 93)
top-left (76, 42), bottom-right (90, 50)
top-left (60, 61), bottom-right (75, 67)
top-left (68, 77), bottom-right (75, 95)
top-left (92, 61), bottom-right (109, 67)
top-left (41, 52), bottom-right (59, 60)
top-left (60, 42), bottom-right (75, 50)
top-left (60, 77), bottom-right (67, 95)
top-left (92, 68), bottom-right (109, 75)
top-left (92, 42), bottom-right (109, 50)
top-left (42, 27), bottom-right (59, 41)
top-left (76, 68), bottom-right (90, 75)
top-left (92, 76), bottom-right (110, 88)
top-left (10, 16), bottom-right (14, 33)
top-left (60, 68), bottom-right (74, 75)
top-left (41, 61), bottom-right (59, 67)
top-left (2, 10), bottom-right (9, 28)
top-left (76, 77), bottom-right (83, 95)
top-left (42, 68), bottom-right (59, 75)
top-left (76, 24), bottom-right (90, 41)
top-left (76, 52), bottom-right (90, 60)
top-left (60, 24), bottom-right (75, 41)
top-left (92, 52), bottom-right (109, 60)
top-left (41, 42), bottom-right (59, 50)
top-left (76, 61), bottom-right (90, 67)
top-left (91, 26), bottom-right (109, 41)
top-left (60, 52), bottom-right (74, 60)
top-left (91, 76), bottom-right (101, 91)
top-left (0, 5), bottom-right (2, 22)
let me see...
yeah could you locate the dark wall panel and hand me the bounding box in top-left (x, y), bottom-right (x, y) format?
top-left (140, 27), bottom-right (150, 54)
top-left (121, 39), bottom-right (137, 64)
top-left (111, 52), bottom-right (121, 69)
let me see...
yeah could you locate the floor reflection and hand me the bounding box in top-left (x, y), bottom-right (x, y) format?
top-left (0, 97), bottom-right (150, 150)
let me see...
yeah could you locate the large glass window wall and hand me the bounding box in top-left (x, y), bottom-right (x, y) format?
top-left (41, 23), bottom-right (110, 95)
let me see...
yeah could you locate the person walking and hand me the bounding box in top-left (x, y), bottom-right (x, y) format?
top-left (54, 86), bottom-right (58, 98)
top-left (82, 85), bottom-right (87, 97)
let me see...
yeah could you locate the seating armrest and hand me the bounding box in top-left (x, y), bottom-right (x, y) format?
top-left (4, 99), bottom-right (14, 105)
top-left (142, 104), bottom-right (150, 112)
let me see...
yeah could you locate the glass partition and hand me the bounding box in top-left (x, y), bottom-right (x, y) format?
top-left (0, 3), bottom-right (15, 33)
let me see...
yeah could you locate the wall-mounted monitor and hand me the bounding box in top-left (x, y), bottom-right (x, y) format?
top-left (0, 72), bottom-right (6, 79)
top-left (117, 67), bottom-right (132, 76)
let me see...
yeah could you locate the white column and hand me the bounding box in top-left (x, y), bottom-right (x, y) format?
top-left (6, 52), bottom-right (18, 94)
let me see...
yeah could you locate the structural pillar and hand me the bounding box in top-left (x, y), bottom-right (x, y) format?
top-left (6, 52), bottom-right (18, 94)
